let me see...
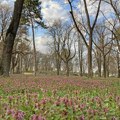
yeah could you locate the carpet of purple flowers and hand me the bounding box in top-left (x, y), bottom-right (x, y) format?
top-left (0, 75), bottom-right (120, 120)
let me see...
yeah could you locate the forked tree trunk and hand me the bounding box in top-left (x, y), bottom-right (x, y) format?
top-left (0, 0), bottom-right (24, 77)
top-left (68, 0), bottom-right (101, 78)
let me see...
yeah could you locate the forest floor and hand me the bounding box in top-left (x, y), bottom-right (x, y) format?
top-left (0, 75), bottom-right (120, 120)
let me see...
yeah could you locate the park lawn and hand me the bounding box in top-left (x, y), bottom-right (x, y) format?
top-left (0, 75), bottom-right (120, 120)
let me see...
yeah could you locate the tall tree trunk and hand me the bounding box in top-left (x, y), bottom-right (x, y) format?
top-left (57, 65), bottom-right (59, 75)
top-left (117, 51), bottom-right (120, 78)
top-left (31, 18), bottom-right (37, 76)
top-left (80, 51), bottom-right (83, 76)
top-left (103, 55), bottom-right (106, 78)
top-left (66, 62), bottom-right (69, 76)
top-left (98, 55), bottom-right (102, 77)
top-left (78, 38), bottom-right (83, 76)
top-left (118, 65), bottom-right (120, 78)
top-left (20, 55), bottom-right (22, 74)
top-left (11, 56), bottom-right (15, 74)
top-left (94, 49), bottom-right (101, 77)
top-left (106, 63), bottom-right (109, 77)
top-left (88, 36), bottom-right (93, 78)
top-left (88, 48), bottom-right (92, 77)
top-left (56, 54), bottom-right (61, 75)
top-left (68, 0), bottom-right (101, 78)
top-left (106, 55), bottom-right (110, 77)
top-left (0, 0), bottom-right (24, 77)
top-left (56, 62), bottom-right (60, 75)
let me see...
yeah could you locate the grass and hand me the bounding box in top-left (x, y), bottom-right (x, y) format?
top-left (0, 75), bottom-right (120, 120)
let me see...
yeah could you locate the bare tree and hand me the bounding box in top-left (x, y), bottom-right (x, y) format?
top-left (93, 25), bottom-right (113, 78)
top-left (102, 0), bottom-right (120, 77)
top-left (0, 3), bottom-right (11, 42)
top-left (48, 21), bottom-right (63, 75)
top-left (101, 17), bottom-right (120, 77)
top-left (67, 0), bottom-right (102, 77)
top-left (104, 0), bottom-right (120, 23)
top-left (59, 25), bottom-right (76, 76)
top-left (48, 20), bottom-right (76, 76)
top-left (113, 28), bottom-right (120, 77)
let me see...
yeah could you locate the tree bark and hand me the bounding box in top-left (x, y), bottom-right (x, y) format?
top-left (80, 51), bottom-right (83, 76)
top-left (78, 37), bottom-right (83, 76)
top-left (31, 18), bottom-right (37, 76)
top-left (88, 36), bottom-right (93, 78)
top-left (56, 50), bottom-right (61, 75)
top-left (106, 55), bottom-right (110, 77)
top-left (103, 55), bottom-right (106, 78)
top-left (98, 53), bottom-right (102, 77)
top-left (118, 65), bottom-right (120, 78)
top-left (94, 49), bottom-right (102, 77)
top-left (56, 60), bottom-right (60, 75)
top-left (117, 51), bottom-right (120, 78)
top-left (0, 0), bottom-right (24, 77)
top-left (66, 62), bottom-right (69, 76)
top-left (68, 0), bottom-right (101, 78)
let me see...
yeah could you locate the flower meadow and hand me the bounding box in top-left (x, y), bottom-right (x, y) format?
top-left (0, 75), bottom-right (120, 120)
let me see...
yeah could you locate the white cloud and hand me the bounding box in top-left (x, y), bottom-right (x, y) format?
top-left (32, 35), bottom-right (52, 54)
top-left (77, 0), bottom-right (97, 17)
top-left (41, 0), bottom-right (68, 26)
top-left (0, 0), bottom-right (14, 7)
top-left (0, 0), bottom-right (8, 5)
top-left (77, 0), bottom-right (113, 21)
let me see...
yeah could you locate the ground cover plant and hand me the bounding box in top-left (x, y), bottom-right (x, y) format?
top-left (0, 75), bottom-right (120, 120)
